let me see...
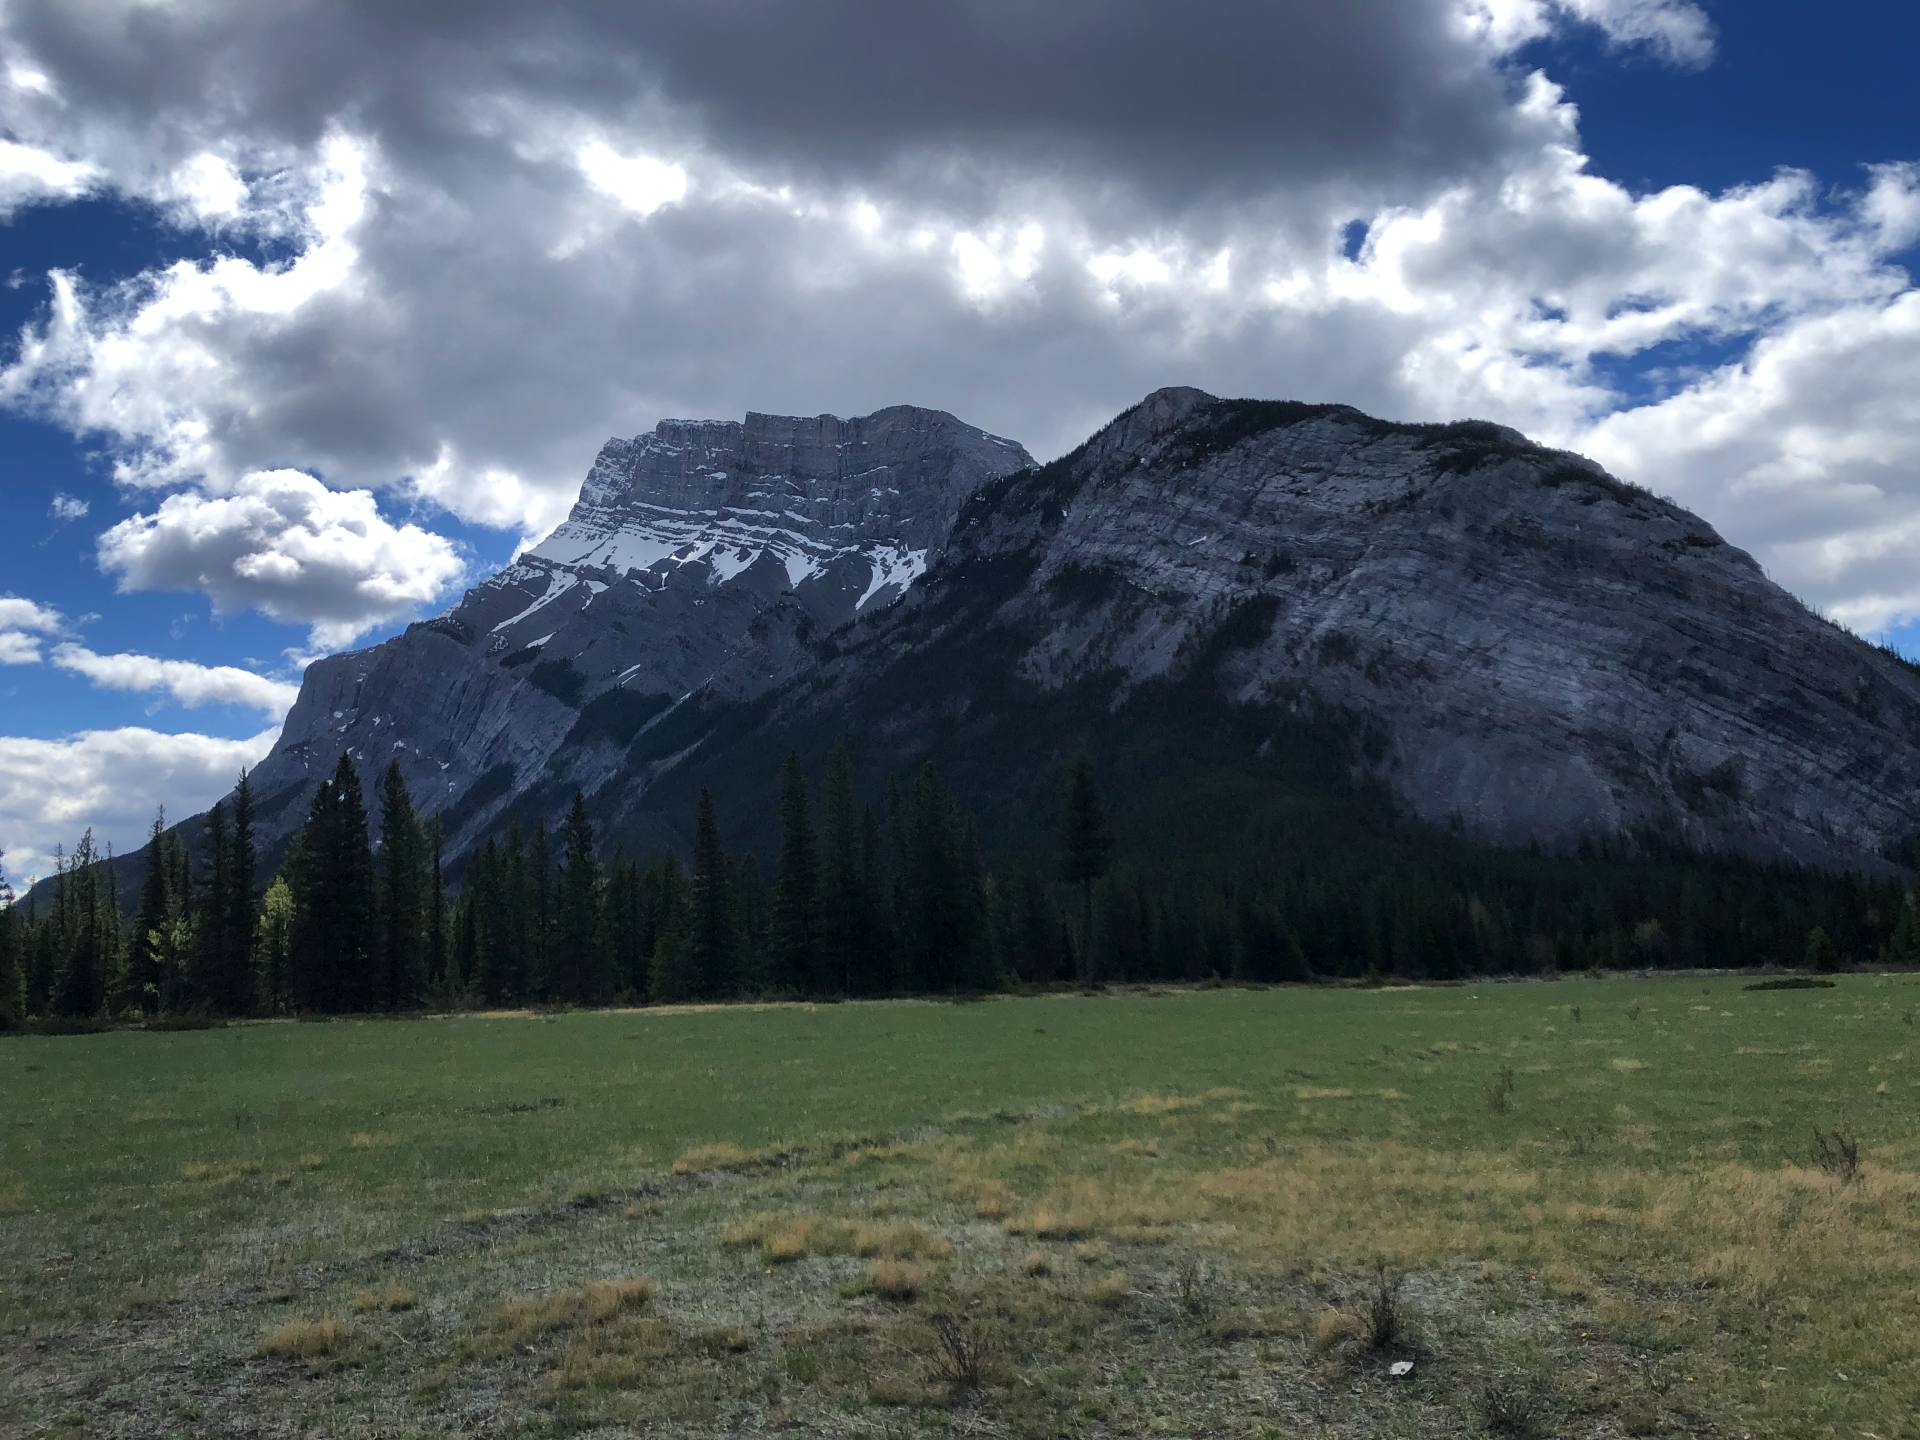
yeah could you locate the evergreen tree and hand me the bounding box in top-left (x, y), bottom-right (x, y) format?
top-left (374, 763), bottom-right (427, 1010)
top-left (27, 902), bottom-right (57, 1017)
top-left (222, 769), bottom-right (259, 1014)
top-left (0, 848), bottom-right (18, 1025)
top-left (770, 752), bottom-right (818, 993)
top-left (126, 811), bottom-right (171, 1015)
top-left (1891, 874), bottom-right (1919, 964)
top-left (332, 755), bottom-right (377, 1010)
top-left (859, 804), bottom-right (892, 994)
top-left (683, 789), bottom-right (737, 998)
top-left (54, 829), bottom-right (107, 1017)
top-left (1058, 755), bottom-right (1113, 983)
top-left (287, 788), bottom-right (334, 1012)
top-left (528, 823), bottom-right (555, 1000)
top-left (1807, 925), bottom-right (1839, 974)
top-left (647, 852), bottom-right (692, 1001)
top-left (254, 875), bottom-right (294, 1013)
top-left (191, 803), bottom-right (231, 1009)
top-left (426, 818), bottom-right (449, 988)
top-left (902, 764), bottom-right (970, 992)
top-left (818, 745), bottom-right (861, 993)
top-left (556, 791), bottom-right (604, 1003)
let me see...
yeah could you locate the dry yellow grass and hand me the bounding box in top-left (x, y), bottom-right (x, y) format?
top-left (1002, 1177), bottom-right (1187, 1242)
top-left (671, 1141), bottom-right (757, 1175)
top-left (348, 1130), bottom-right (398, 1150)
top-left (866, 1259), bottom-right (925, 1300)
top-left (260, 1316), bottom-right (347, 1358)
top-left (1311, 1308), bottom-right (1364, 1351)
top-left (470, 1275), bottom-right (655, 1353)
top-left (298, 1152), bottom-right (324, 1170)
top-left (1022, 1249), bottom-right (1052, 1276)
top-left (721, 1210), bottom-right (952, 1263)
top-left (1108, 1137), bottom-right (1160, 1157)
top-left (1087, 1270), bottom-right (1130, 1307)
top-left (351, 1284), bottom-right (418, 1313)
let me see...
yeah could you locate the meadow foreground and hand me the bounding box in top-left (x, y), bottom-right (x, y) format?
top-left (4, 977), bottom-right (1918, 1438)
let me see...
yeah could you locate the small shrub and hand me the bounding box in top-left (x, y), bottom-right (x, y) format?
top-left (1569, 1005), bottom-right (1582, 1024)
top-left (1625, 1002), bottom-right (1642, 1023)
top-left (260, 1317), bottom-right (346, 1359)
top-left (1362, 1263), bottom-right (1405, 1350)
top-left (1089, 1270), bottom-right (1130, 1307)
top-left (868, 1260), bottom-right (926, 1301)
top-left (1480, 1378), bottom-right (1556, 1438)
top-left (1485, 1065), bottom-right (1517, 1115)
top-left (1022, 1249), bottom-right (1051, 1276)
top-left (928, 1311), bottom-right (991, 1390)
top-left (1173, 1256), bottom-right (1217, 1322)
top-left (1809, 1126), bottom-right (1863, 1184)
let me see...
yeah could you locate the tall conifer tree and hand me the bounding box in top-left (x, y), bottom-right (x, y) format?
top-left (1058, 755), bottom-right (1113, 984)
top-left (375, 762), bottom-right (426, 1010)
top-left (770, 752), bottom-right (818, 993)
top-left (557, 791), bottom-right (603, 1003)
top-left (127, 811), bottom-right (171, 1015)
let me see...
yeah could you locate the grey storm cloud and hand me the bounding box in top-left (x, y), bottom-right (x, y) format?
top-left (3, 0), bottom-right (1548, 225)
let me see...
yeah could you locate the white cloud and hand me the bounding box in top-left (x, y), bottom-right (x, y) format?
top-left (0, 594), bottom-right (64, 664)
top-left (0, 136), bottom-right (94, 216)
top-left (0, 0), bottom-right (1911, 641)
top-left (1460, 0), bottom-right (1713, 66)
top-left (96, 469), bottom-right (467, 647)
top-left (50, 643), bottom-right (299, 718)
top-left (48, 491), bottom-right (89, 521)
top-left (0, 724), bottom-right (277, 885)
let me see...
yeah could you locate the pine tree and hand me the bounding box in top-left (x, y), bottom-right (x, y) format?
top-left (528, 823), bottom-right (555, 1000)
top-left (0, 848), bottom-right (19, 1026)
top-left (556, 791), bottom-right (603, 1003)
top-left (426, 818), bottom-right (449, 989)
top-left (374, 763), bottom-right (427, 1010)
top-left (1058, 755), bottom-right (1113, 984)
top-left (27, 902), bottom-right (57, 1017)
top-left (770, 752), bottom-right (818, 994)
top-left (54, 830), bottom-right (106, 1017)
top-left (254, 876), bottom-right (294, 1013)
top-left (648, 852), bottom-right (692, 1001)
top-left (191, 803), bottom-right (231, 1009)
top-left (1891, 874), bottom-right (1920, 964)
top-left (685, 789), bottom-right (737, 998)
top-left (287, 780), bottom-right (337, 1012)
top-left (859, 804), bottom-right (892, 994)
top-left (1807, 925), bottom-right (1839, 974)
top-left (331, 755), bottom-right (377, 1011)
top-left (818, 744), bottom-right (862, 994)
top-left (902, 764), bottom-right (966, 992)
top-left (222, 769), bottom-right (259, 1014)
top-left (126, 811), bottom-right (171, 1015)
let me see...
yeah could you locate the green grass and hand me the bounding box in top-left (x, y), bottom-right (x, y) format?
top-left (5, 975), bottom-right (1920, 1437)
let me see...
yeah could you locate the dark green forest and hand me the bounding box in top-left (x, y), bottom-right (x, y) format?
top-left (2, 743), bottom-right (1917, 1028)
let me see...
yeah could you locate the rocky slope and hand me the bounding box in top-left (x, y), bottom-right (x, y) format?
top-left (237, 404), bottom-right (1032, 863)
top-left (596, 388), bottom-right (1920, 874)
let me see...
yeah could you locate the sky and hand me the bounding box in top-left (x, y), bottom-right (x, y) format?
top-left (1, 0), bottom-right (1917, 886)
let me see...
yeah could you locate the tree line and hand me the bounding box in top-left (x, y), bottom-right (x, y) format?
top-left (3, 747), bottom-right (1919, 1026)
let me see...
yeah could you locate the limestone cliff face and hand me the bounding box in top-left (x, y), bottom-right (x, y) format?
top-left (614, 388), bottom-right (1920, 873)
top-left (245, 405), bottom-right (1031, 859)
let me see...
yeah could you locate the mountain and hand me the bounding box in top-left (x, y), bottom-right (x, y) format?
top-left (61, 387), bottom-right (1920, 906)
top-left (230, 404), bottom-right (1032, 867)
top-left (584, 387), bottom-right (1920, 876)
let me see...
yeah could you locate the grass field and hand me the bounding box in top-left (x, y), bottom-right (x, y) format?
top-left (5, 975), bottom-right (1920, 1438)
